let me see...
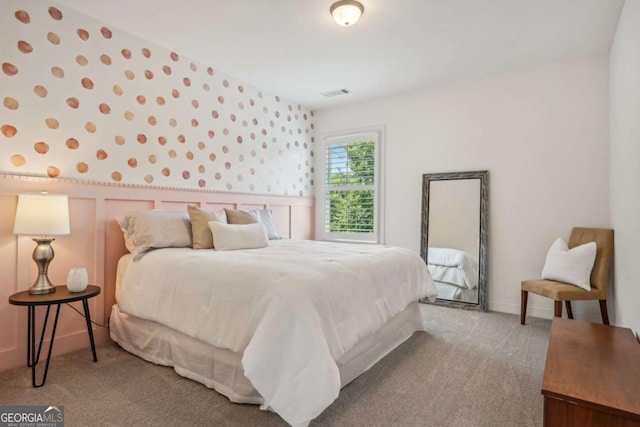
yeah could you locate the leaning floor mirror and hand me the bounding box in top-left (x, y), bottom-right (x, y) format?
top-left (420, 170), bottom-right (488, 311)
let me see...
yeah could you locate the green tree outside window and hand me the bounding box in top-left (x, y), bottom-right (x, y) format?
top-left (326, 141), bottom-right (375, 233)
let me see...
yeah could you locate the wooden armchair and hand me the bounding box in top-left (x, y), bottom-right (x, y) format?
top-left (520, 227), bottom-right (614, 325)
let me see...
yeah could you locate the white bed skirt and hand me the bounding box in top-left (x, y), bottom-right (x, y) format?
top-left (110, 301), bottom-right (424, 405)
top-left (434, 282), bottom-right (478, 304)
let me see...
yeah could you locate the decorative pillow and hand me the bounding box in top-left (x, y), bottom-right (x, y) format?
top-left (541, 238), bottom-right (596, 291)
top-left (224, 208), bottom-right (260, 225)
top-left (208, 221), bottom-right (269, 251)
top-left (253, 209), bottom-right (281, 240)
top-left (187, 205), bottom-right (227, 249)
top-left (115, 210), bottom-right (192, 261)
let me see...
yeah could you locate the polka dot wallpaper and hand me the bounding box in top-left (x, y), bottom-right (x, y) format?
top-left (0, 1), bottom-right (315, 196)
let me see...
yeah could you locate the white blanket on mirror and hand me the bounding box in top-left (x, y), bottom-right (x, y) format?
top-left (119, 239), bottom-right (436, 426)
top-left (427, 247), bottom-right (478, 289)
top-left (435, 282), bottom-right (478, 304)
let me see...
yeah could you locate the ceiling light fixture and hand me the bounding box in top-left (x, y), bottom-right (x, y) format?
top-left (330, 0), bottom-right (364, 27)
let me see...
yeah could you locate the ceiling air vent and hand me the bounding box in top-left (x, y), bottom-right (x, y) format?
top-left (321, 88), bottom-right (351, 98)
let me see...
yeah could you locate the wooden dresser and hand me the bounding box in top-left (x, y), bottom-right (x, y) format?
top-left (542, 318), bottom-right (640, 426)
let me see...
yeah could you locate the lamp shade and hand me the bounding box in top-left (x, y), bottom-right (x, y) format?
top-left (330, 0), bottom-right (364, 27)
top-left (13, 192), bottom-right (70, 236)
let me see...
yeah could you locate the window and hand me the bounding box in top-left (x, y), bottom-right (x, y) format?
top-left (317, 128), bottom-right (384, 243)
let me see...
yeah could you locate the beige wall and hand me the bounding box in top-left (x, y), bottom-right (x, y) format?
top-left (610, 0), bottom-right (640, 335)
top-left (316, 55), bottom-right (610, 321)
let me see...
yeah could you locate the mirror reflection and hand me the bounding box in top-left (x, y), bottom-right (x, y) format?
top-left (428, 179), bottom-right (480, 304)
top-left (421, 170), bottom-right (488, 311)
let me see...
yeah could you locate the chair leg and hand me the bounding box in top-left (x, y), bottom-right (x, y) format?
top-left (520, 290), bottom-right (528, 325)
top-left (564, 301), bottom-right (573, 319)
top-left (554, 301), bottom-right (562, 317)
top-left (599, 300), bottom-right (610, 325)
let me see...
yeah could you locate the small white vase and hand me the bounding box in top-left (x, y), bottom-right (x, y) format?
top-left (67, 268), bottom-right (89, 292)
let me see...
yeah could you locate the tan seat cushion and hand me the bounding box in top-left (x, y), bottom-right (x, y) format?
top-left (521, 279), bottom-right (606, 301)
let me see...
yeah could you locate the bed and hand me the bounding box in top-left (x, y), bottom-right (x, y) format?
top-left (109, 209), bottom-right (437, 426)
top-left (427, 247), bottom-right (478, 304)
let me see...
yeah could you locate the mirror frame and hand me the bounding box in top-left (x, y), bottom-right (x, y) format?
top-left (420, 170), bottom-right (489, 311)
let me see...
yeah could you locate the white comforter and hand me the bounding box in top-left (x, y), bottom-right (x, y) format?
top-left (119, 239), bottom-right (436, 426)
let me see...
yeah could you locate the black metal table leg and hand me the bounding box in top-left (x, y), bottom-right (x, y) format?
top-left (82, 298), bottom-right (98, 362)
top-left (27, 306), bottom-right (33, 368)
top-left (27, 305), bottom-right (51, 368)
top-left (31, 304), bottom-right (61, 388)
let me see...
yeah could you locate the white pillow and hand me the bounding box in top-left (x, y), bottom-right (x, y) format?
top-left (116, 210), bottom-right (192, 261)
top-left (208, 221), bottom-right (269, 251)
top-left (541, 238), bottom-right (596, 291)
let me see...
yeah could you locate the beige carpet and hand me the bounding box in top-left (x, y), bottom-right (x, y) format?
top-left (0, 305), bottom-right (551, 426)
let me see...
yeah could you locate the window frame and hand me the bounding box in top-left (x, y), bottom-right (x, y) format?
top-left (316, 126), bottom-right (385, 244)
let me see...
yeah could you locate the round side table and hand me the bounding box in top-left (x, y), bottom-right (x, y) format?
top-left (9, 285), bottom-right (101, 387)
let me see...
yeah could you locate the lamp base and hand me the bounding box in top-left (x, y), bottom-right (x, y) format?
top-left (28, 238), bottom-right (57, 295)
top-left (29, 282), bottom-right (56, 295)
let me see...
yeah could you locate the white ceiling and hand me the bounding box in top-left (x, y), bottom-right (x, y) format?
top-left (57, 0), bottom-right (624, 110)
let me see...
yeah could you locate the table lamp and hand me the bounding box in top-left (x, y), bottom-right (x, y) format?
top-left (13, 192), bottom-right (70, 294)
